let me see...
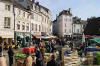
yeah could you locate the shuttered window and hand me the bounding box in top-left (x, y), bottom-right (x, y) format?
top-left (4, 17), bottom-right (11, 28)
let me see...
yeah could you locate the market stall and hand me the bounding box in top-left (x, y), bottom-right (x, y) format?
top-left (61, 46), bottom-right (81, 66)
top-left (14, 53), bottom-right (27, 66)
top-left (23, 46), bottom-right (35, 54)
top-left (89, 37), bottom-right (100, 44)
top-left (3, 44), bottom-right (16, 49)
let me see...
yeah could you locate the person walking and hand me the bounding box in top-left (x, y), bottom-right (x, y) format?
top-left (36, 50), bottom-right (44, 66)
top-left (0, 37), bottom-right (3, 56)
top-left (8, 47), bottom-right (14, 66)
top-left (47, 55), bottom-right (59, 66)
top-left (0, 45), bottom-right (2, 57)
top-left (0, 37), bottom-right (7, 66)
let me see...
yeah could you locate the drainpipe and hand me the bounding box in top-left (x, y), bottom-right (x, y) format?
top-left (29, 12), bottom-right (32, 44)
top-left (12, 0), bottom-right (16, 45)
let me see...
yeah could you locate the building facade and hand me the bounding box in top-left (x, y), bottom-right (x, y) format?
top-left (0, 0), bottom-right (14, 44)
top-left (53, 9), bottom-right (73, 37)
top-left (72, 17), bottom-right (83, 35)
top-left (0, 0), bottom-right (52, 46)
top-left (14, 3), bottom-right (31, 47)
top-left (27, 0), bottom-right (52, 37)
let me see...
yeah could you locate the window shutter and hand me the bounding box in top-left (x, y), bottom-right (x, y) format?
top-left (4, 17), bottom-right (6, 27)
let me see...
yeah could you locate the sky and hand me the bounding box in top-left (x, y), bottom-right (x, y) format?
top-left (36, 0), bottom-right (100, 20)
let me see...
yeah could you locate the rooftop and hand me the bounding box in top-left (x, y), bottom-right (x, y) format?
top-left (58, 8), bottom-right (72, 17)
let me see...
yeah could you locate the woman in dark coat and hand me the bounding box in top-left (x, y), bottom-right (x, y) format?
top-left (36, 50), bottom-right (44, 66)
top-left (8, 47), bottom-right (14, 66)
top-left (0, 37), bottom-right (3, 56)
top-left (47, 55), bottom-right (59, 66)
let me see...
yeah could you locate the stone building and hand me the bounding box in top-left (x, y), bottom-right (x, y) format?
top-left (0, 0), bottom-right (14, 44)
top-left (0, 0), bottom-right (52, 46)
top-left (72, 16), bottom-right (83, 35)
top-left (14, 0), bottom-right (31, 47)
top-left (28, 0), bottom-right (52, 37)
top-left (53, 8), bottom-right (73, 37)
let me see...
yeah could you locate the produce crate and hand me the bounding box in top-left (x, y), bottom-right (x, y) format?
top-left (86, 52), bottom-right (94, 65)
top-left (96, 52), bottom-right (100, 65)
top-left (15, 59), bottom-right (25, 66)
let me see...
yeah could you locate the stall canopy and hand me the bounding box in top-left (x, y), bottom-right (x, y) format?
top-left (32, 34), bottom-right (41, 38)
top-left (85, 35), bottom-right (93, 39)
top-left (86, 35), bottom-right (100, 39)
top-left (41, 36), bottom-right (51, 39)
top-left (82, 33), bottom-right (85, 43)
top-left (89, 37), bottom-right (100, 44)
top-left (50, 36), bottom-right (57, 38)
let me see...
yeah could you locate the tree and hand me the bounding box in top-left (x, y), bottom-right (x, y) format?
top-left (84, 17), bottom-right (100, 35)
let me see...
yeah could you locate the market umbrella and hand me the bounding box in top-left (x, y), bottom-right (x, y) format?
top-left (50, 36), bottom-right (57, 38)
top-left (85, 35), bottom-right (93, 39)
top-left (89, 37), bottom-right (100, 44)
top-left (82, 33), bottom-right (85, 43)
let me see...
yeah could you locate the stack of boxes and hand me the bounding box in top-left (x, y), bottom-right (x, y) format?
top-left (86, 52), bottom-right (93, 66)
top-left (64, 50), bottom-right (81, 66)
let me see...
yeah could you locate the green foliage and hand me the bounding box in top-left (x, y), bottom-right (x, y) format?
top-left (14, 53), bottom-right (27, 59)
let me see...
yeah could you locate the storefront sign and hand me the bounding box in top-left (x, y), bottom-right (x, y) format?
top-left (16, 16), bottom-right (30, 23)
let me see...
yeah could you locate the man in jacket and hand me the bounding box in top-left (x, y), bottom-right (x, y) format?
top-left (47, 55), bottom-right (59, 66)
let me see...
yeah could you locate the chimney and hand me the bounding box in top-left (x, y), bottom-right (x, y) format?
top-left (31, 0), bottom-right (35, 3)
top-left (69, 8), bottom-right (72, 13)
top-left (36, 2), bottom-right (39, 5)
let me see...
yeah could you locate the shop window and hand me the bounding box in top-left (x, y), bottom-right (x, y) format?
top-left (4, 17), bottom-right (10, 28)
top-left (26, 36), bottom-right (30, 42)
top-left (17, 36), bottom-right (22, 44)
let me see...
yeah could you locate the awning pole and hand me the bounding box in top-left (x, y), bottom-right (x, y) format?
top-left (2, 43), bottom-right (4, 56)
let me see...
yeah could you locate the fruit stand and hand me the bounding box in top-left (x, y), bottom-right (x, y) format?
top-left (62, 46), bottom-right (71, 66)
top-left (14, 53), bottom-right (27, 66)
top-left (44, 53), bottom-right (52, 63)
top-left (23, 46), bottom-right (35, 54)
top-left (3, 45), bottom-right (16, 49)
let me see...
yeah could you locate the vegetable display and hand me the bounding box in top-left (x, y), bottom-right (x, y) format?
top-left (14, 53), bottom-right (27, 59)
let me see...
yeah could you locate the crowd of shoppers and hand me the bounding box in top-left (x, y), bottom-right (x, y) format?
top-left (0, 36), bottom-right (87, 66)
